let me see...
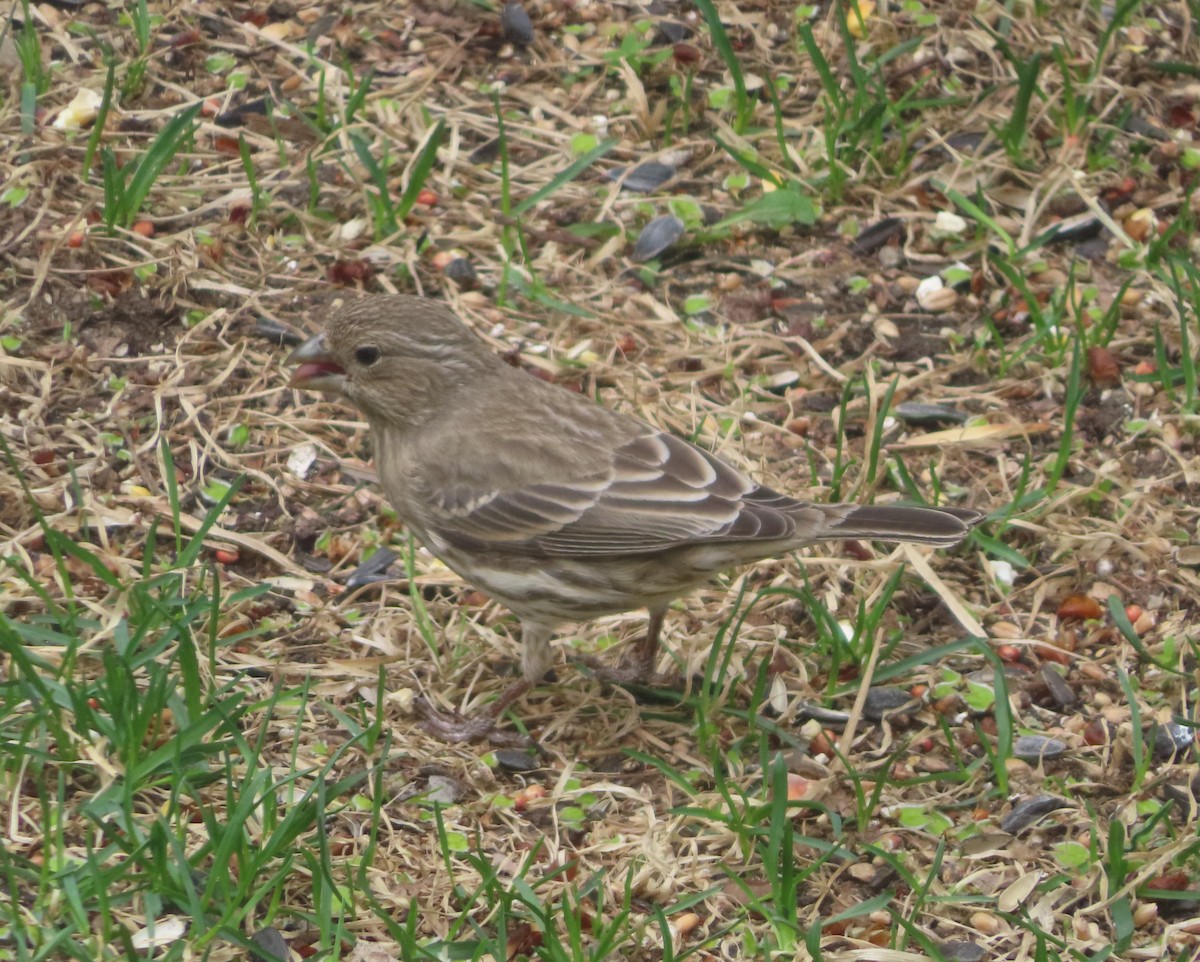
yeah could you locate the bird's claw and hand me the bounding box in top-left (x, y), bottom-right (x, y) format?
top-left (414, 695), bottom-right (542, 751)
top-left (574, 654), bottom-right (678, 690)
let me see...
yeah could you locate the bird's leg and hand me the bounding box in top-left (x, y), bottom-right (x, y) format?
top-left (630, 605), bottom-right (666, 678)
top-left (415, 622), bottom-right (554, 748)
top-left (579, 605), bottom-right (676, 687)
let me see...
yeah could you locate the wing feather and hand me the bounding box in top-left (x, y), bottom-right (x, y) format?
top-left (425, 428), bottom-right (805, 556)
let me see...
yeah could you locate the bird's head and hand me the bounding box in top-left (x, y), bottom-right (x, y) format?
top-left (287, 295), bottom-right (497, 426)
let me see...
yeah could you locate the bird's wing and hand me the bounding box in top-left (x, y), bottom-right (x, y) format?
top-left (424, 430), bottom-right (813, 557)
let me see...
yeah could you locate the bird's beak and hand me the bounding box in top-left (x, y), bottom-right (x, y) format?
top-left (287, 333), bottom-right (346, 393)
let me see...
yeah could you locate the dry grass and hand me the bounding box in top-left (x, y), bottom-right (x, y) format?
top-left (1, 1), bottom-right (1198, 960)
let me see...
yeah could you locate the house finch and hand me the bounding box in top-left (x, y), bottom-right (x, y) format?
top-left (288, 295), bottom-right (981, 744)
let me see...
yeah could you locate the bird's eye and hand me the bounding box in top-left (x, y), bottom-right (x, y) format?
top-left (355, 345), bottom-right (381, 366)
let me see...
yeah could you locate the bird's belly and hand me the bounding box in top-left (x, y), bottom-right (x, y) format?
top-left (430, 544), bottom-right (726, 623)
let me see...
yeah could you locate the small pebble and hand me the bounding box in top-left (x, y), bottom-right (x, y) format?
top-left (424, 775), bottom-right (464, 805)
top-left (494, 748), bottom-right (541, 772)
top-left (894, 402), bottom-right (967, 426)
top-left (862, 687), bottom-right (917, 721)
top-left (501, 2), bottom-right (533, 45)
top-left (969, 911), bottom-right (1001, 936)
top-left (1132, 902), bottom-right (1158, 928)
top-left (1040, 664), bottom-right (1077, 709)
top-left (345, 548), bottom-right (399, 589)
top-left (1151, 721), bottom-right (1195, 760)
top-left (606, 160), bottom-right (676, 193)
top-left (632, 214), bottom-right (685, 262)
top-left (1000, 794), bottom-right (1072, 834)
top-left (918, 284), bottom-right (958, 312)
top-left (1013, 734), bottom-right (1068, 762)
top-left (251, 929), bottom-right (290, 962)
top-left (990, 560), bottom-right (1016, 588)
top-left (444, 257), bottom-right (479, 287)
top-left (933, 211), bottom-right (968, 234)
top-left (940, 941), bottom-right (986, 962)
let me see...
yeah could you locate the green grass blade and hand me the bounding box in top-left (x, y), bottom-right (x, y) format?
top-left (394, 119), bottom-right (447, 222)
top-left (114, 100), bottom-right (202, 228)
top-left (511, 137), bottom-right (617, 217)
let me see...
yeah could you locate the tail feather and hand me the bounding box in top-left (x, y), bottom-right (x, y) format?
top-left (818, 503), bottom-right (983, 547)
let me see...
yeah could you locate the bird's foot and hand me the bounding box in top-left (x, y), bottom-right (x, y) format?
top-left (415, 701), bottom-right (537, 748)
top-left (575, 653), bottom-right (678, 690)
top-left (414, 681), bottom-right (542, 750)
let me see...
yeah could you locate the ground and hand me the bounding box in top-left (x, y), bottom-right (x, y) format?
top-left (0, 1), bottom-right (1198, 961)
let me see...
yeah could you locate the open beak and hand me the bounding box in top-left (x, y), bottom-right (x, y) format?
top-left (287, 333), bottom-right (347, 393)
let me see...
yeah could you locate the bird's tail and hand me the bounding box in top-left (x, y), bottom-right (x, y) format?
top-left (815, 503), bottom-right (983, 547)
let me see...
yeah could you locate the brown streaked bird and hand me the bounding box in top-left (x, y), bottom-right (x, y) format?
top-left (288, 295), bottom-right (981, 744)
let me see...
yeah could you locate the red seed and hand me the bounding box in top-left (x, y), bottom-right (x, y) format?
top-left (513, 784), bottom-right (546, 811)
top-left (1124, 209), bottom-right (1155, 242)
top-left (809, 729), bottom-right (835, 757)
top-left (1083, 718), bottom-right (1109, 746)
top-left (1145, 869), bottom-right (1191, 890)
top-left (1087, 345), bottom-right (1120, 384)
top-left (87, 269), bottom-right (133, 297)
top-left (213, 548), bottom-right (239, 565)
top-left (131, 221), bottom-right (154, 238)
top-left (1058, 594), bottom-right (1103, 621)
top-left (169, 28), bottom-right (203, 48)
top-left (1167, 105), bottom-right (1196, 128)
top-left (327, 259), bottom-right (373, 285)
